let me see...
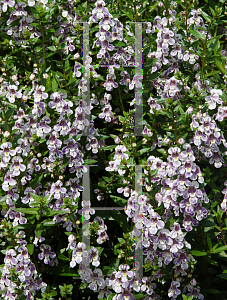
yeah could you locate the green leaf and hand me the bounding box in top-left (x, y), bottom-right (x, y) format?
top-left (14, 208), bottom-right (39, 215)
top-left (58, 254), bottom-right (70, 261)
top-left (215, 59), bottom-right (227, 75)
top-left (149, 72), bottom-right (160, 81)
top-left (112, 211), bottom-right (130, 233)
top-left (42, 220), bottom-right (56, 226)
top-left (136, 147), bottom-right (151, 156)
top-left (48, 46), bottom-right (56, 52)
top-left (30, 175), bottom-right (43, 189)
top-left (201, 10), bottom-right (212, 22)
top-left (83, 159), bottom-right (98, 165)
top-left (67, 76), bottom-right (80, 86)
top-left (190, 250), bottom-right (207, 256)
top-left (207, 237), bottom-right (212, 251)
top-left (42, 208), bottom-right (68, 217)
top-left (190, 29), bottom-right (206, 40)
top-left (182, 296), bottom-right (194, 300)
top-left (115, 41), bottom-right (126, 47)
top-left (217, 273), bottom-right (227, 279)
top-left (200, 219), bottom-right (215, 227)
top-left (212, 245), bottom-right (227, 254)
top-left (120, 8), bottom-right (133, 21)
top-left (103, 266), bottom-right (116, 275)
top-left (102, 145), bottom-right (117, 151)
top-left (36, 223), bottom-right (42, 239)
top-left (205, 289), bottom-right (221, 294)
top-left (207, 37), bottom-right (221, 56)
top-left (27, 244), bottom-right (34, 255)
top-left (52, 78), bottom-right (58, 91)
top-left (110, 195), bottom-right (127, 207)
top-left (135, 294), bottom-right (145, 299)
top-left (30, 193), bottom-right (41, 203)
top-left (5, 108), bottom-right (15, 119)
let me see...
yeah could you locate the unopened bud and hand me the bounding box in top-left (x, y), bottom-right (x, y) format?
top-left (43, 73), bottom-right (49, 79)
top-left (74, 53), bottom-right (80, 59)
top-left (37, 153), bottom-right (42, 158)
top-left (4, 131), bottom-right (10, 138)
top-left (178, 137), bottom-right (185, 145)
top-left (30, 73), bottom-right (36, 80)
top-left (12, 74), bottom-right (17, 81)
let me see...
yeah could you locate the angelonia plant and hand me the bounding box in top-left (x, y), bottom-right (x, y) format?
top-left (0, 0), bottom-right (227, 299)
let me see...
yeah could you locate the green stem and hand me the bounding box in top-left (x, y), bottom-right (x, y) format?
top-left (40, 19), bottom-right (47, 70)
top-left (201, 16), bottom-right (217, 81)
top-left (185, 0), bottom-right (191, 39)
top-left (116, 74), bottom-right (125, 112)
top-left (69, 207), bottom-right (82, 242)
top-left (133, 1), bottom-right (137, 22)
top-left (171, 105), bottom-right (178, 146)
top-left (31, 44), bottom-right (43, 85)
top-left (0, 99), bottom-right (13, 144)
top-left (60, 52), bottom-right (72, 98)
top-left (219, 226), bottom-right (226, 246)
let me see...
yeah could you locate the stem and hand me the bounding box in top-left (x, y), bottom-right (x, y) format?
top-left (171, 104), bottom-right (179, 145)
top-left (201, 16), bottom-right (217, 81)
top-left (40, 17), bottom-right (47, 70)
top-left (133, 1), bottom-right (137, 22)
top-left (0, 99), bottom-right (13, 144)
top-left (31, 44), bottom-right (43, 85)
top-left (219, 226), bottom-right (226, 246)
top-left (185, 0), bottom-right (191, 39)
top-left (116, 74), bottom-right (125, 112)
top-left (60, 52), bottom-right (72, 98)
top-left (69, 207), bottom-right (82, 242)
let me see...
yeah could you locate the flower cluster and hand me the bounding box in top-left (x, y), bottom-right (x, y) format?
top-left (0, 230), bottom-right (47, 300)
top-left (191, 111), bottom-right (227, 168)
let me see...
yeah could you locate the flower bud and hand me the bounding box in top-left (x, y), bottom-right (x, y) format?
top-left (30, 73), bottom-right (36, 80)
top-left (37, 153), bottom-right (42, 157)
top-left (43, 73), bottom-right (49, 79)
top-left (178, 137), bottom-right (185, 145)
top-left (4, 131), bottom-right (10, 138)
top-left (74, 53), bottom-right (80, 59)
top-left (12, 74), bottom-right (17, 81)
top-left (33, 63), bottom-right (37, 68)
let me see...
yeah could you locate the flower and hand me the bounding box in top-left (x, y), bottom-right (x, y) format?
top-left (114, 145), bottom-right (129, 161)
top-left (9, 156), bottom-right (26, 176)
top-left (38, 244), bottom-right (57, 265)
